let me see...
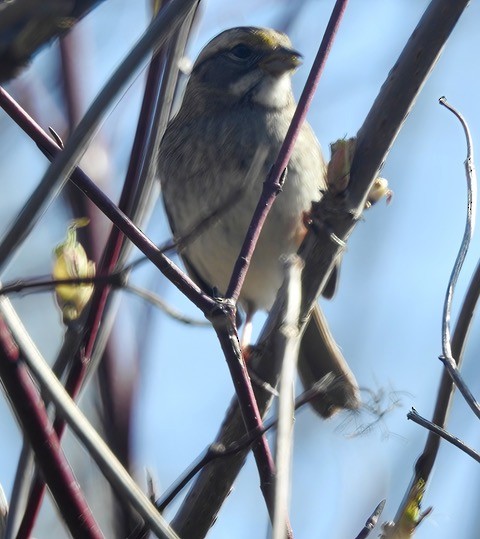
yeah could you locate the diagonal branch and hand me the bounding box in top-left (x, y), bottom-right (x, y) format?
top-left (0, 315), bottom-right (103, 539)
top-left (170, 1), bottom-right (470, 536)
top-left (0, 0), bottom-right (198, 274)
top-left (0, 297), bottom-right (179, 539)
top-left (225, 0), bottom-right (349, 303)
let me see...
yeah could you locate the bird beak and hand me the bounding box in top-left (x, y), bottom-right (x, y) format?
top-left (259, 47), bottom-right (303, 75)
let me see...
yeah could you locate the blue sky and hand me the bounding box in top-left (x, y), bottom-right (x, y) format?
top-left (1, 1), bottom-right (480, 538)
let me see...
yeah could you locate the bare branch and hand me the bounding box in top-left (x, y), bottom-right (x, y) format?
top-left (0, 297), bottom-right (180, 538)
top-left (437, 97), bottom-right (480, 419)
top-left (354, 499), bottom-right (386, 539)
top-left (0, 0), bottom-right (199, 273)
top-left (408, 408), bottom-right (480, 464)
top-left (171, 1), bottom-right (471, 536)
top-left (272, 256), bottom-right (303, 539)
top-left (225, 0), bottom-right (349, 303)
top-left (0, 315), bottom-right (103, 539)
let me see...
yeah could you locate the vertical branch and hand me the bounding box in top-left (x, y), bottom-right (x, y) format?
top-left (384, 97), bottom-right (479, 537)
top-left (272, 256), bottom-right (303, 539)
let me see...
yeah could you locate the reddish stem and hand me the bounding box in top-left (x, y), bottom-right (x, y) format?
top-left (0, 316), bottom-right (103, 539)
top-left (15, 26), bottom-right (171, 535)
top-left (226, 0), bottom-right (349, 302)
top-left (0, 86), bottom-right (213, 312)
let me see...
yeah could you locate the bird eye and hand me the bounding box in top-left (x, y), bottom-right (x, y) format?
top-left (229, 44), bottom-right (253, 60)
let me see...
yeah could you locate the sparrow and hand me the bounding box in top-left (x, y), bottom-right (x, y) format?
top-left (158, 26), bottom-right (359, 417)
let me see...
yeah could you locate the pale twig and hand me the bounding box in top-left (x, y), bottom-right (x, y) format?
top-left (387, 89), bottom-right (477, 536)
top-left (272, 256), bottom-right (303, 539)
top-left (0, 297), bottom-right (179, 539)
top-left (408, 408), bottom-right (480, 464)
top-left (125, 283), bottom-right (210, 326)
top-left (437, 97), bottom-right (480, 419)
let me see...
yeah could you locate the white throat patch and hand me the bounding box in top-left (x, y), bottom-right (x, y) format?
top-left (228, 72), bottom-right (292, 108)
top-left (253, 73), bottom-right (292, 108)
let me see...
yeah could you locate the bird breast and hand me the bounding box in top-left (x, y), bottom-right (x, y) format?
top-left (159, 105), bottom-right (325, 311)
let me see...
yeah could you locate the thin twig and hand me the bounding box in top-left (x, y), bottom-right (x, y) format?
top-left (438, 354), bottom-right (480, 418)
top-left (437, 97), bottom-right (480, 419)
top-left (0, 274), bottom-right (209, 327)
top-left (408, 408), bottom-right (480, 464)
top-left (439, 97), bottom-right (477, 358)
top-left (225, 0), bottom-right (349, 303)
top-left (272, 256), bottom-right (303, 539)
top-left (388, 84), bottom-right (477, 535)
top-left (354, 499), bottom-right (386, 539)
top-left (125, 283), bottom-right (210, 326)
top-left (0, 274), bottom-right (118, 296)
top-left (145, 375), bottom-right (337, 524)
top-left (0, 297), bottom-right (179, 539)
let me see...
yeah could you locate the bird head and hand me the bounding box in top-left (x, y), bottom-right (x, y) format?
top-left (185, 27), bottom-right (302, 110)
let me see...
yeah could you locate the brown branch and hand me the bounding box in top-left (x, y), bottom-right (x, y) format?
top-left (170, 0), bottom-right (470, 536)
